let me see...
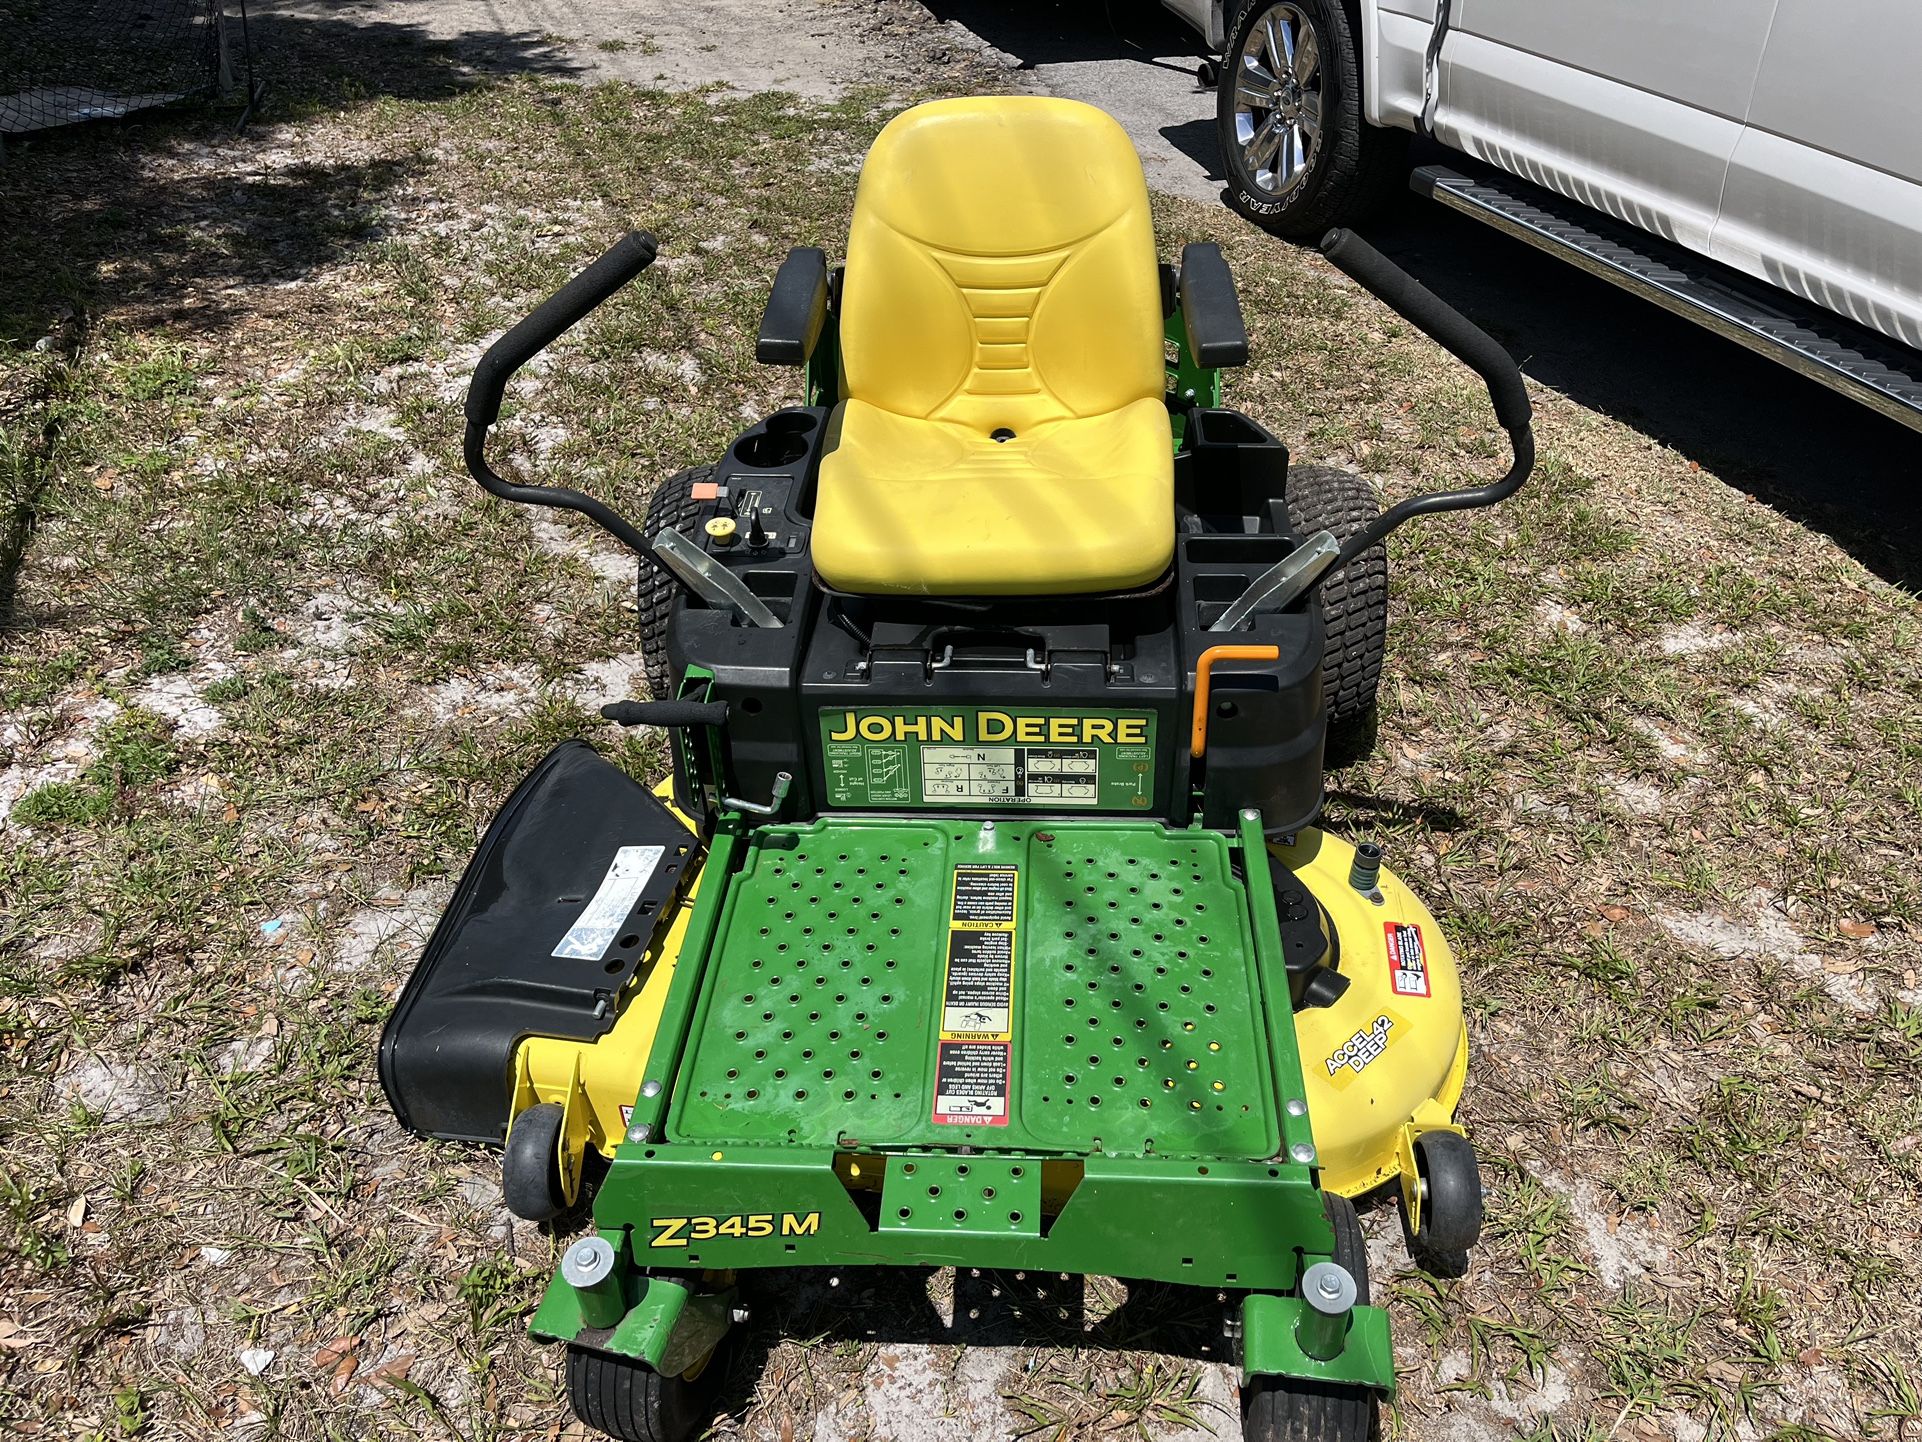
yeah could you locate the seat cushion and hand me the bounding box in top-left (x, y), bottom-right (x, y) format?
top-left (814, 96), bottom-right (1175, 596)
top-left (811, 397), bottom-right (1175, 595)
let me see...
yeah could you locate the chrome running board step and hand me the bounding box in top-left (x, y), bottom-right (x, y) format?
top-left (1412, 163), bottom-right (1922, 434)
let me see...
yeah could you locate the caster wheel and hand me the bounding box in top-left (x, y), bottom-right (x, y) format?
top-left (1196, 57), bottom-right (1222, 87)
top-left (567, 1344), bottom-right (714, 1442)
top-left (1401, 1130), bottom-right (1483, 1277)
top-left (502, 1102), bottom-right (568, 1221)
top-left (1242, 1193), bottom-right (1377, 1442)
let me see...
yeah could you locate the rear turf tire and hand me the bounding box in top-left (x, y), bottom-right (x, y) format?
top-left (1284, 465), bottom-right (1387, 762)
top-left (637, 465), bottom-right (714, 700)
top-left (567, 1345), bottom-right (710, 1442)
top-left (1241, 1193), bottom-right (1377, 1442)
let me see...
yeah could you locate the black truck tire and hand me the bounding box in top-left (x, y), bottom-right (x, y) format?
top-left (637, 465), bottom-right (714, 701)
top-left (1218, 0), bottom-right (1409, 239)
top-left (1241, 1193), bottom-right (1377, 1442)
top-left (1285, 465), bottom-right (1387, 759)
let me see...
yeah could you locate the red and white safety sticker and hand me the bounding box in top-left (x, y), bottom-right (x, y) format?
top-left (1385, 921), bottom-right (1431, 997)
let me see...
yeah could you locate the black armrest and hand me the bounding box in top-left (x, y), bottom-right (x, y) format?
top-left (1178, 242), bottom-right (1250, 368)
top-left (756, 247), bottom-right (830, 365)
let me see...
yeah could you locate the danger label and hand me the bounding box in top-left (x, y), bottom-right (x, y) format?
top-left (1325, 1011), bottom-right (1402, 1090)
top-left (933, 1040), bottom-right (1011, 1125)
top-left (1386, 921), bottom-right (1430, 997)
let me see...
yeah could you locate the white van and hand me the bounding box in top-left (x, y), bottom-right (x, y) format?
top-left (1164, 0), bottom-right (1922, 429)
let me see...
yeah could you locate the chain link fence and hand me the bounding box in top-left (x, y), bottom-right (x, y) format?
top-left (1, 0), bottom-right (250, 135)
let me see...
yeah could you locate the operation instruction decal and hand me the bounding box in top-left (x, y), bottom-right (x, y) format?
top-left (819, 707), bottom-right (1156, 810)
top-left (932, 864), bottom-right (1019, 1126)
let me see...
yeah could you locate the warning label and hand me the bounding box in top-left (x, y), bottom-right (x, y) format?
top-left (933, 1040), bottom-right (1011, 1125)
top-left (944, 931), bottom-right (1013, 1035)
top-left (1386, 921), bottom-right (1430, 997)
top-left (935, 865), bottom-right (1018, 1124)
top-left (940, 865), bottom-right (1017, 1039)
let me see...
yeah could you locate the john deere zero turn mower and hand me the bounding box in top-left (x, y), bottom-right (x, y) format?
top-left (379, 97), bottom-right (1535, 1441)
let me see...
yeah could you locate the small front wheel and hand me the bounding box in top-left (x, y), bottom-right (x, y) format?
top-left (567, 1345), bottom-right (713, 1442)
top-left (1402, 1129), bottom-right (1484, 1277)
top-left (1242, 1193), bottom-right (1377, 1442)
top-left (501, 1102), bottom-right (569, 1221)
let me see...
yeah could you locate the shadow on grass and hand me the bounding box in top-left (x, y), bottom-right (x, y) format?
top-left (0, 12), bottom-right (585, 345)
top-left (1352, 157), bottom-right (1922, 593)
top-left (706, 1264), bottom-right (1238, 1424)
top-left (0, 11), bottom-right (586, 620)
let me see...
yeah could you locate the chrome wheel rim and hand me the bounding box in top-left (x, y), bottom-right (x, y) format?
top-left (1231, 2), bottom-right (1323, 197)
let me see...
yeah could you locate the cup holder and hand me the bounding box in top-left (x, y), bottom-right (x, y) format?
top-left (733, 411), bottom-right (818, 469)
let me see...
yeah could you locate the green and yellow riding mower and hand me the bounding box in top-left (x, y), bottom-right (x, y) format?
top-left (379, 97), bottom-right (1536, 1442)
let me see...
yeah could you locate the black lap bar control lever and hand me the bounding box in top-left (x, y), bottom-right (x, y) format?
top-left (1314, 229), bottom-right (1535, 577)
top-left (462, 231), bottom-right (681, 584)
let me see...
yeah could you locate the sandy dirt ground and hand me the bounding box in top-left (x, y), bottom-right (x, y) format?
top-left (3, 3), bottom-right (1920, 1442)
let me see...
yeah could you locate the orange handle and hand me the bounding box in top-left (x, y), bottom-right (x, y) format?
top-left (1191, 644), bottom-right (1281, 759)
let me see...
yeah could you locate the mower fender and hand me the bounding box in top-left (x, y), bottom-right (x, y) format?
top-left (1238, 1292), bottom-right (1396, 1393)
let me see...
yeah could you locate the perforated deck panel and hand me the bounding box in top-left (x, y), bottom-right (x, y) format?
top-left (669, 819), bottom-right (1282, 1159)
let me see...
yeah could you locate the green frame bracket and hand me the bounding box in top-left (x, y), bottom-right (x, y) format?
top-left (804, 304), bottom-right (842, 407)
top-left (594, 1144), bottom-right (1327, 1291)
top-left (530, 1252), bottom-right (735, 1373)
top-left (1165, 311), bottom-right (1222, 449)
top-left (1240, 1292), bottom-right (1397, 1393)
top-left (1237, 809), bottom-right (1319, 1165)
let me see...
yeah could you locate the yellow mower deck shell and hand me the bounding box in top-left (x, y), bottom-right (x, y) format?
top-left (1274, 829), bottom-right (1468, 1198)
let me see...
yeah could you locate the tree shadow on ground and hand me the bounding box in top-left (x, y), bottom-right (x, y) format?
top-left (922, 0), bottom-right (1206, 76)
top-left (0, 12), bottom-right (584, 345)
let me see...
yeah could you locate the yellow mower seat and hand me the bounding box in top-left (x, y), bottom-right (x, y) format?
top-left (812, 97), bottom-right (1173, 596)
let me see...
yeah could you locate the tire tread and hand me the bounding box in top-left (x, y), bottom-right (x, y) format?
top-left (1218, 0), bottom-right (1410, 238)
top-left (637, 465), bottom-right (714, 701)
top-left (1284, 466), bottom-right (1388, 740)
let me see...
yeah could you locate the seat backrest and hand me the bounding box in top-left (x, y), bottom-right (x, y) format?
top-left (838, 97), bottom-right (1165, 434)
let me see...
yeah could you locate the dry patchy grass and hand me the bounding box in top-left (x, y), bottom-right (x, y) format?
top-left (1, 50), bottom-right (1919, 1442)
